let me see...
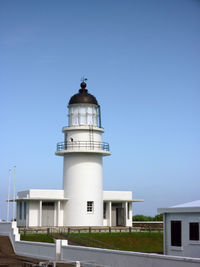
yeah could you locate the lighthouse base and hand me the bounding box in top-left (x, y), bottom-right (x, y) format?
top-left (63, 154), bottom-right (103, 226)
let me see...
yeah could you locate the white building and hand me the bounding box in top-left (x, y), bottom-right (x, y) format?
top-left (16, 81), bottom-right (142, 227)
top-left (158, 200), bottom-right (200, 258)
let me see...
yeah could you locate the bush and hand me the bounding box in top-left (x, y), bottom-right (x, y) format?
top-left (132, 214), bottom-right (163, 221)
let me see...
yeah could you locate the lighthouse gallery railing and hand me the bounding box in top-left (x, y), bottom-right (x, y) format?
top-left (56, 141), bottom-right (110, 152)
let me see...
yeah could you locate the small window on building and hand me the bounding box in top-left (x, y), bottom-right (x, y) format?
top-left (87, 201), bottom-right (94, 213)
top-left (19, 202), bottom-right (22, 220)
top-left (24, 202), bottom-right (26, 220)
top-left (103, 202), bottom-right (107, 219)
top-left (171, 221), bottom-right (182, 246)
top-left (190, 223), bottom-right (199, 241)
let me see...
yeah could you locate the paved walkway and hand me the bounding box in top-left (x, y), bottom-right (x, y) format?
top-left (0, 236), bottom-right (73, 266)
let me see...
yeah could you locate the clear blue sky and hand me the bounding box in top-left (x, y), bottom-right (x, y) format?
top-left (1, 0), bottom-right (200, 218)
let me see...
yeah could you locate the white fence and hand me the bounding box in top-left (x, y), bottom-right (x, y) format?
top-left (1, 222), bottom-right (200, 267)
top-left (0, 222), bottom-right (56, 261)
top-left (15, 240), bottom-right (55, 261)
top-left (61, 244), bottom-right (200, 267)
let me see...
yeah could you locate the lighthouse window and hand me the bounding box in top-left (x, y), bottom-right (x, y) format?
top-left (87, 107), bottom-right (93, 125)
top-left (87, 201), bottom-right (94, 213)
top-left (80, 106), bottom-right (87, 125)
top-left (71, 106), bottom-right (79, 125)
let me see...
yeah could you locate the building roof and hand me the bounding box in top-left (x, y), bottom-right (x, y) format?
top-left (158, 200), bottom-right (200, 214)
top-left (103, 190), bottom-right (144, 202)
top-left (68, 82), bottom-right (98, 105)
top-left (15, 189), bottom-right (68, 201)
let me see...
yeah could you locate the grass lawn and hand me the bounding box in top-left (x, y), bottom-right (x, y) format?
top-left (21, 231), bottom-right (163, 253)
top-left (21, 233), bottom-right (54, 243)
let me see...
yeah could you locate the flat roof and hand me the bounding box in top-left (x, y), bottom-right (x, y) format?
top-left (8, 198), bottom-right (68, 202)
top-left (103, 199), bottom-right (144, 202)
top-left (158, 200), bottom-right (200, 214)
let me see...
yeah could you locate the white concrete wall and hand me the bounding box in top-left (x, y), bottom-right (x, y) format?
top-left (0, 222), bottom-right (20, 248)
top-left (15, 241), bottom-right (55, 260)
top-left (127, 202), bottom-right (133, 227)
top-left (28, 201), bottom-right (40, 227)
top-left (63, 154), bottom-right (103, 226)
top-left (164, 212), bottom-right (200, 258)
top-left (1, 222), bottom-right (200, 267)
top-left (17, 189), bottom-right (64, 200)
top-left (59, 202), bottom-right (64, 226)
top-left (103, 191), bottom-right (132, 201)
top-left (103, 201), bottom-right (109, 226)
top-left (61, 244), bottom-right (200, 267)
top-left (29, 189), bottom-right (64, 199)
top-left (0, 222), bottom-right (56, 261)
top-left (66, 129), bottom-right (102, 143)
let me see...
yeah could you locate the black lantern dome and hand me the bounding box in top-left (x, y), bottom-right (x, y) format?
top-left (69, 82), bottom-right (98, 105)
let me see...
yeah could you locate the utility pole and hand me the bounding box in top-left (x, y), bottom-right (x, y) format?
top-left (13, 166), bottom-right (16, 221)
top-left (7, 169), bottom-right (11, 221)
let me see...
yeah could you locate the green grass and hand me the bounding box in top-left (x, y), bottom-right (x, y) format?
top-left (21, 233), bottom-right (54, 243)
top-left (21, 232), bottom-right (163, 253)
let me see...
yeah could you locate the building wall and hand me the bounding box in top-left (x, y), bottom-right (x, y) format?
top-left (29, 190), bottom-right (64, 199)
top-left (127, 202), bottom-right (133, 227)
top-left (103, 191), bottom-right (133, 227)
top-left (59, 202), bottom-right (64, 226)
top-left (65, 129), bottom-right (102, 143)
top-left (17, 189), bottom-right (64, 199)
top-left (28, 201), bottom-right (40, 227)
top-left (103, 201), bottom-right (132, 227)
top-left (16, 201), bottom-right (28, 227)
top-left (103, 191), bottom-right (132, 201)
top-left (165, 212), bottom-right (200, 258)
top-left (63, 154), bottom-right (103, 226)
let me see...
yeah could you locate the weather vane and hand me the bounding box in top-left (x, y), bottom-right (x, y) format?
top-left (81, 76), bottom-right (88, 82)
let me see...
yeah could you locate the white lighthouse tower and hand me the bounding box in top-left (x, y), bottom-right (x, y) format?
top-left (56, 81), bottom-right (110, 226)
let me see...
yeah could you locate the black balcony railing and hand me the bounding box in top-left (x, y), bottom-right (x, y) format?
top-left (56, 141), bottom-right (110, 152)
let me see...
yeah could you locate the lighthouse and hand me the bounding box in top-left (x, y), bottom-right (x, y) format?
top-left (15, 80), bottom-right (139, 228)
top-left (56, 81), bottom-right (110, 226)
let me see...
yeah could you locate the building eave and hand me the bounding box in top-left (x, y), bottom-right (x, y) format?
top-left (103, 199), bottom-right (144, 202)
top-left (8, 198), bottom-right (69, 202)
top-left (158, 207), bottom-right (200, 214)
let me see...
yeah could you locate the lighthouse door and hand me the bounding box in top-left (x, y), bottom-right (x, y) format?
top-left (42, 202), bottom-right (54, 226)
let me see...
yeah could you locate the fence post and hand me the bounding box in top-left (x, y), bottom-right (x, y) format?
top-left (129, 227), bottom-right (132, 233)
top-left (109, 227), bottom-right (111, 234)
top-left (89, 227), bottom-right (91, 234)
top-left (68, 227), bottom-right (70, 236)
